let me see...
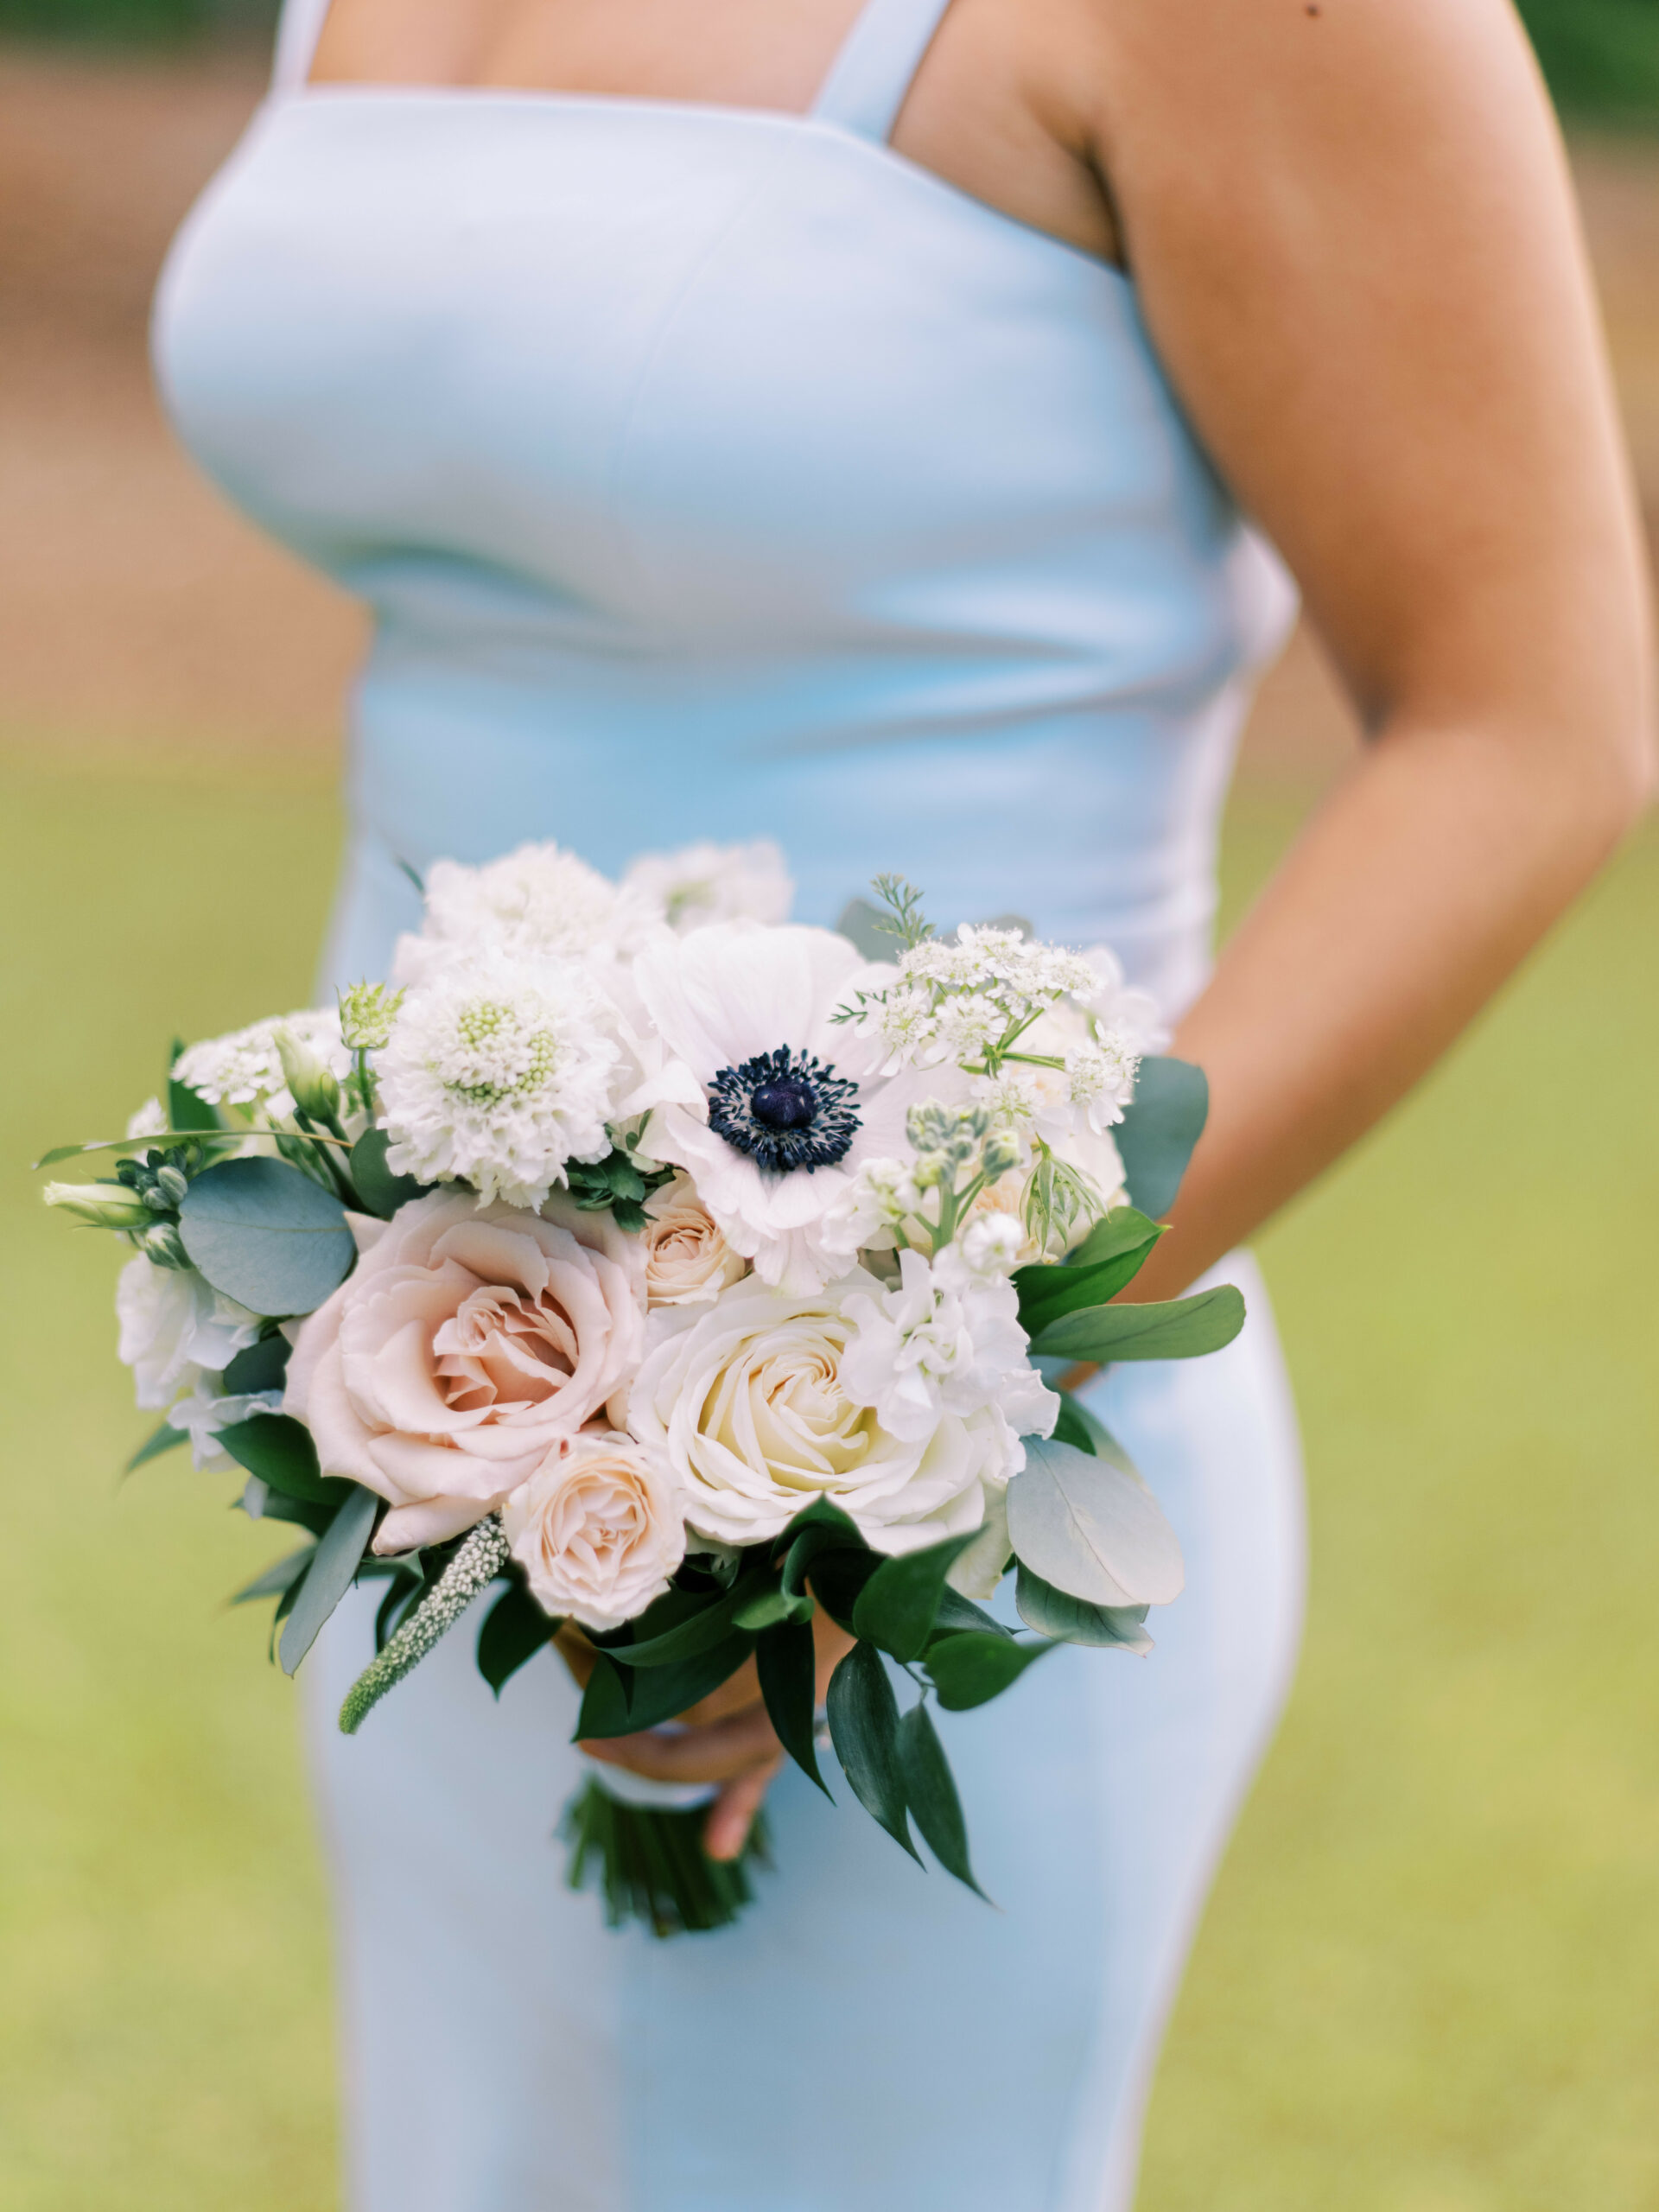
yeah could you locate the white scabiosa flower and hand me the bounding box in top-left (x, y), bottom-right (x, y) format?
top-left (173, 1008), bottom-right (348, 1122)
top-left (391, 842), bottom-right (660, 984)
top-left (377, 950), bottom-right (622, 1209)
top-left (621, 839), bottom-right (794, 933)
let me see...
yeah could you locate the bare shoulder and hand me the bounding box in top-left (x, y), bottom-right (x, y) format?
top-left (1038, 0), bottom-right (1647, 733)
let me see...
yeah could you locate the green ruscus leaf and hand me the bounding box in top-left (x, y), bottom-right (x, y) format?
top-left (1029, 1284), bottom-right (1245, 1365)
top-left (851, 1530), bottom-right (982, 1662)
top-left (826, 1640), bottom-right (918, 1862)
top-left (476, 1580), bottom-right (556, 1696)
top-left (757, 1618), bottom-right (830, 1796)
top-left (899, 1701), bottom-right (988, 1900)
top-left (925, 1630), bottom-right (1054, 1712)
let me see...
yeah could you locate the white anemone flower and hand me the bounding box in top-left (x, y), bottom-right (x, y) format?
top-left (391, 842), bottom-right (663, 985)
top-left (378, 946), bottom-right (622, 1210)
top-left (632, 922), bottom-right (928, 1294)
top-left (620, 839), bottom-right (794, 933)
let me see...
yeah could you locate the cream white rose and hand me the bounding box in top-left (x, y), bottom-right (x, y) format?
top-left (641, 1173), bottom-right (748, 1307)
top-left (503, 1428), bottom-right (685, 1633)
top-left (284, 1189), bottom-right (645, 1554)
top-left (627, 1271), bottom-right (997, 1553)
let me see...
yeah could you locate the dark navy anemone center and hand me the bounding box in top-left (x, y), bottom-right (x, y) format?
top-left (706, 1046), bottom-right (861, 1173)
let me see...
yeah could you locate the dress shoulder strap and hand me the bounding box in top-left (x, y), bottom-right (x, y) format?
top-left (270, 0), bottom-right (333, 92)
top-left (811, 0), bottom-right (958, 143)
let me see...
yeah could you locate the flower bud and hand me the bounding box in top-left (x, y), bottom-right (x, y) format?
top-left (42, 1181), bottom-right (154, 1230)
top-left (274, 1026), bottom-right (341, 1120)
top-left (982, 1123), bottom-right (1024, 1179)
top-left (139, 1221), bottom-right (191, 1269)
top-left (154, 1164), bottom-right (190, 1208)
top-left (337, 981), bottom-right (404, 1052)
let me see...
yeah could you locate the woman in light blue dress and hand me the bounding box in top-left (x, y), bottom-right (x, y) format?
top-left (150, 0), bottom-right (1648, 2202)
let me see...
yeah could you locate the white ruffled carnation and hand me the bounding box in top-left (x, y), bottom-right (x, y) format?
top-left (392, 842), bottom-right (661, 984)
top-left (173, 1008), bottom-right (347, 1122)
top-left (377, 949), bottom-right (622, 1210)
top-left (621, 839), bottom-right (794, 933)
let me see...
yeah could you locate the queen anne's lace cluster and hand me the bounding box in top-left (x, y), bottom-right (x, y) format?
top-left (173, 1007), bottom-right (349, 1122)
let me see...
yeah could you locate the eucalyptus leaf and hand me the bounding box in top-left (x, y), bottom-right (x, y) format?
top-left (477, 1581), bottom-right (556, 1695)
top-left (899, 1702), bottom-right (987, 1899)
top-left (757, 1618), bottom-right (830, 1796)
top-left (231, 1543), bottom-right (316, 1605)
top-left (826, 1641), bottom-right (918, 1862)
top-left (278, 1482), bottom-right (379, 1675)
top-left (834, 896), bottom-right (894, 962)
top-left (852, 1530), bottom-right (982, 1662)
top-left (1014, 1562), bottom-right (1154, 1652)
top-left (1031, 1284), bottom-right (1245, 1365)
top-left (179, 1155), bottom-right (355, 1317)
top-left (1005, 1433), bottom-right (1185, 1608)
top-left (349, 1127), bottom-right (432, 1220)
top-left (925, 1630), bottom-right (1054, 1711)
top-left (125, 1421), bottom-right (188, 1474)
top-left (1115, 1055), bottom-right (1208, 1219)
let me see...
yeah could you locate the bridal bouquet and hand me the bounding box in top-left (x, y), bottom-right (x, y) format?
top-left (39, 840), bottom-right (1241, 1934)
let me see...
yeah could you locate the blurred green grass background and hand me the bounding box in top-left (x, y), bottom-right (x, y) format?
top-left (3, 753), bottom-right (1656, 2208)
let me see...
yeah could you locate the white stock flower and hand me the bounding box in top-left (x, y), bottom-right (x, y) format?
top-left (951, 1212), bottom-right (1025, 1278)
top-left (819, 1155), bottom-right (924, 1259)
top-left (628, 1271), bottom-right (999, 1552)
top-left (503, 1429), bottom-right (685, 1633)
top-left (1077, 944), bottom-right (1170, 1055)
top-left (632, 922), bottom-right (926, 1294)
top-left (391, 842), bottom-right (661, 984)
top-left (173, 1008), bottom-right (348, 1122)
top-left (621, 839), bottom-right (794, 933)
top-left (377, 947), bottom-right (622, 1210)
top-left (116, 1255), bottom-right (262, 1410)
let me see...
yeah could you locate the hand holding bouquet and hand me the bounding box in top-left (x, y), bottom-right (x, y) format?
top-left (39, 842), bottom-right (1241, 1933)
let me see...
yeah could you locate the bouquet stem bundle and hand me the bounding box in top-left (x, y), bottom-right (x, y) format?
top-left (563, 1780), bottom-right (772, 1936)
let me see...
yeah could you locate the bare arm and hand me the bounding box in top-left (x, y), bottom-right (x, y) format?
top-left (1077, 0), bottom-right (1653, 1299)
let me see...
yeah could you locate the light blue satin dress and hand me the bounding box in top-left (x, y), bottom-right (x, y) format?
top-left (152, 0), bottom-right (1307, 2202)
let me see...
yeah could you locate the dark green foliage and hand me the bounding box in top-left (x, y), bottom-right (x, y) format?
top-left (230, 1543), bottom-right (315, 1606)
top-left (219, 1333), bottom-right (290, 1395)
top-left (1517, 0), bottom-right (1659, 123)
top-left (826, 1640), bottom-right (918, 1862)
top-left (801, 1545), bottom-right (881, 1631)
top-left (605, 1568), bottom-right (770, 1667)
top-left (564, 1142), bottom-right (675, 1234)
top-left (925, 1630), bottom-right (1053, 1710)
top-left (756, 1618), bottom-right (830, 1795)
top-left (899, 1702), bottom-right (987, 1898)
top-left (124, 1421), bottom-right (188, 1472)
top-left (575, 1631), bottom-right (755, 1738)
top-left (1030, 1281), bottom-right (1246, 1363)
top-left (476, 1580), bottom-right (555, 1695)
top-left (216, 1413), bottom-right (346, 1507)
top-left (1014, 1205), bottom-right (1163, 1334)
top-left (347, 1127), bottom-right (429, 1219)
top-left (850, 1529), bottom-right (981, 1661)
top-left (1014, 1564), bottom-right (1153, 1651)
top-left (561, 1777), bottom-right (772, 1937)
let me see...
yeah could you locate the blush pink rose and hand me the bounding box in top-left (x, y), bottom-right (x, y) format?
top-left (503, 1427), bottom-right (684, 1633)
top-left (284, 1189), bottom-right (645, 1554)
